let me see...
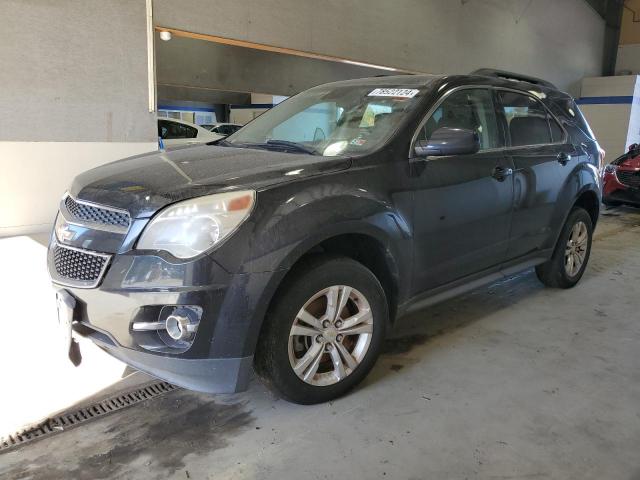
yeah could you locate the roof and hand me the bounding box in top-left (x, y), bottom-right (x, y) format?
top-left (319, 74), bottom-right (442, 89)
top-left (315, 72), bottom-right (565, 97)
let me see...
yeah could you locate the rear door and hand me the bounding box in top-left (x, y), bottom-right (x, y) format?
top-left (496, 90), bottom-right (578, 259)
top-left (410, 87), bottom-right (515, 293)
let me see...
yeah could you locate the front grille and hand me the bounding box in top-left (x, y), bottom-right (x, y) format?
top-left (64, 195), bottom-right (130, 229)
top-left (617, 170), bottom-right (640, 189)
top-left (53, 244), bottom-right (109, 285)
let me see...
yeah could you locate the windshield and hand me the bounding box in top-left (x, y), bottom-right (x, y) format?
top-left (224, 84), bottom-right (428, 156)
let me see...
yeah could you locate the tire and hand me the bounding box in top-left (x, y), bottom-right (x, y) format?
top-left (535, 207), bottom-right (593, 289)
top-left (255, 255), bottom-right (388, 404)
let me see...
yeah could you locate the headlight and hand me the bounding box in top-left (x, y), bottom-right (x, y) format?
top-left (137, 190), bottom-right (255, 259)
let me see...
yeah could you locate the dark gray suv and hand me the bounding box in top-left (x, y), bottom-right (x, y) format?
top-left (49, 70), bottom-right (602, 404)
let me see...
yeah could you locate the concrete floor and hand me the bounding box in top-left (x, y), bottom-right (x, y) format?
top-left (1, 208), bottom-right (639, 480)
top-left (0, 234), bottom-right (128, 436)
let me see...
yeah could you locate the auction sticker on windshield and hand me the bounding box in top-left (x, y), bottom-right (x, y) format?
top-left (368, 88), bottom-right (419, 98)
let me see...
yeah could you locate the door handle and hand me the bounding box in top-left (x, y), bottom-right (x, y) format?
top-left (557, 152), bottom-right (571, 165)
top-left (492, 166), bottom-right (513, 182)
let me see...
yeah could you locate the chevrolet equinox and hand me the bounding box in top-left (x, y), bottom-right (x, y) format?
top-left (49, 70), bottom-right (603, 404)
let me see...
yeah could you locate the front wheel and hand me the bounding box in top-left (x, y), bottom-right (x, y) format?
top-left (255, 256), bottom-right (387, 404)
top-left (535, 207), bottom-right (593, 288)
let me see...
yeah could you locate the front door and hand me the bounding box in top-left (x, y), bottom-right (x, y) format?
top-left (410, 87), bottom-right (514, 294)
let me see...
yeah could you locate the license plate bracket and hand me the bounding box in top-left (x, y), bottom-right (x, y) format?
top-left (56, 290), bottom-right (80, 364)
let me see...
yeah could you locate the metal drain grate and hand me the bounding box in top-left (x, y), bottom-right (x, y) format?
top-left (0, 381), bottom-right (177, 452)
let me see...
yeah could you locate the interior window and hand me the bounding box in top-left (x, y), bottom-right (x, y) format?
top-left (498, 92), bottom-right (554, 147)
top-left (360, 104), bottom-right (393, 127)
top-left (418, 88), bottom-right (500, 151)
top-left (271, 102), bottom-right (339, 143)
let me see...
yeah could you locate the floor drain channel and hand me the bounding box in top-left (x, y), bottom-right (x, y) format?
top-left (0, 381), bottom-right (177, 453)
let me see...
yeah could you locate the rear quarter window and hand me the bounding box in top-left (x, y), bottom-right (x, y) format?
top-left (552, 98), bottom-right (595, 143)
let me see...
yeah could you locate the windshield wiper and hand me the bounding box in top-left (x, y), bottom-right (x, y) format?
top-left (265, 139), bottom-right (318, 155)
top-left (213, 140), bottom-right (317, 155)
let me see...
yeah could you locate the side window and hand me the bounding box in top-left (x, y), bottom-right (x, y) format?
top-left (158, 120), bottom-right (168, 139)
top-left (158, 120), bottom-right (198, 139)
top-left (498, 91), bottom-right (558, 147)
top-left (184, 124), bottom-right (198, 138)
top-left (417, 88), bottom-right (501, 151)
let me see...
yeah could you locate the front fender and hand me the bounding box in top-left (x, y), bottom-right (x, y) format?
top-left (222, 179), bottom-right (414, 356)
top-left (246, 181), bottom-right (412, 274)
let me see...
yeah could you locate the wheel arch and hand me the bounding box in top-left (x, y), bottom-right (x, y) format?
top-left (573, 188), bottom-right (600, 227)
top-left (545, 160), bottom-right (601, 251)
top-left (243, 228), bottom-right (404, 359)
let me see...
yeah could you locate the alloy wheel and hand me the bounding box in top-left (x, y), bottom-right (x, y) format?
top-left (564, 220), bottom-right (588, 277)
top-left (288, 285), bottom-right (373, 386)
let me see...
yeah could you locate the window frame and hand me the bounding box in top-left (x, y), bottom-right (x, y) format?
top-left (409, 85), bottom-right (568, 158)
top-left (496, 90), bottom-right (567, 149)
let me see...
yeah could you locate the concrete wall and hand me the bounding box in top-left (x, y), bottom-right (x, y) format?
top-left (616, 44), bottom-right (640, 74)
top-left (0, 0), bottom-right (156, 236)
top-left (154, 0), bottom-right (605, 94)
top-left (1, 0), bottom-right (607, 236)
top-left (0, 0), bottom-right (155, 142)
top-left (156, 33), bottom-right (393, 100)
top-left (579, 76), bottom-right (639, 160)
top-left (619, 0), bottom-right (640, 45)
top-left (616, 0), bottom-right (640, 74)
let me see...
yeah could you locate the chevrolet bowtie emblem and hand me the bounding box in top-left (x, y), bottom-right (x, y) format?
top-left (56, 222), bottom-right (76, 242)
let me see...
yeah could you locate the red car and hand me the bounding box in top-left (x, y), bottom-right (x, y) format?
top-left (603, 145), bottom-right (640, 207)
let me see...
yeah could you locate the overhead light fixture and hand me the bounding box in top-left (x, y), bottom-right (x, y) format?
top-left (159, 30), bottom-right (172, 41)
top-left (343, 59), bottom-right (398, 72)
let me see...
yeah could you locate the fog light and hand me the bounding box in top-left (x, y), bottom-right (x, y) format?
top-left (165, 313), bottom-right (195, 341)
top-left (159, 306), bottom-right (201, 346)
top-left (131, 305), bottom-right (202, 353)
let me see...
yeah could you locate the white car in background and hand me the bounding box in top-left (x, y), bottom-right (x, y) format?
top-left (201, 122), bottom-right (243, 136)
top-left (158, 118), bottom-right (223, 149)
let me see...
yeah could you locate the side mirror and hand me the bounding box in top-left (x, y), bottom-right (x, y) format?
top-left (414, 127), bottom-right (480, 158)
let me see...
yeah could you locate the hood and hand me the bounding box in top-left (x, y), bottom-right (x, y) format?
top-left (70, 145), bottom-right (351, 218)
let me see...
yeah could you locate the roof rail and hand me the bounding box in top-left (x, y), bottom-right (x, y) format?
top-left (470, 68), bottom-right (556, 90)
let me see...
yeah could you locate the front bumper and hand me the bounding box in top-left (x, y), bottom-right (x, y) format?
top-left (83, 322), bottom-right (253, 393)
top-left (49, 241), bottom-right (281, 394)
top-left (603, 190), bottom-right (640, 206)
top-left (603, 171), bottom-right (640, 206)
top-left (603, 185), bottom-right (640, 206)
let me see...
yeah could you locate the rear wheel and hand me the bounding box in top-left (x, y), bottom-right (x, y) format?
top-left (535, 207), bottom-right (593, 288)
top-left (255, 256), bottom-right (387, 404)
